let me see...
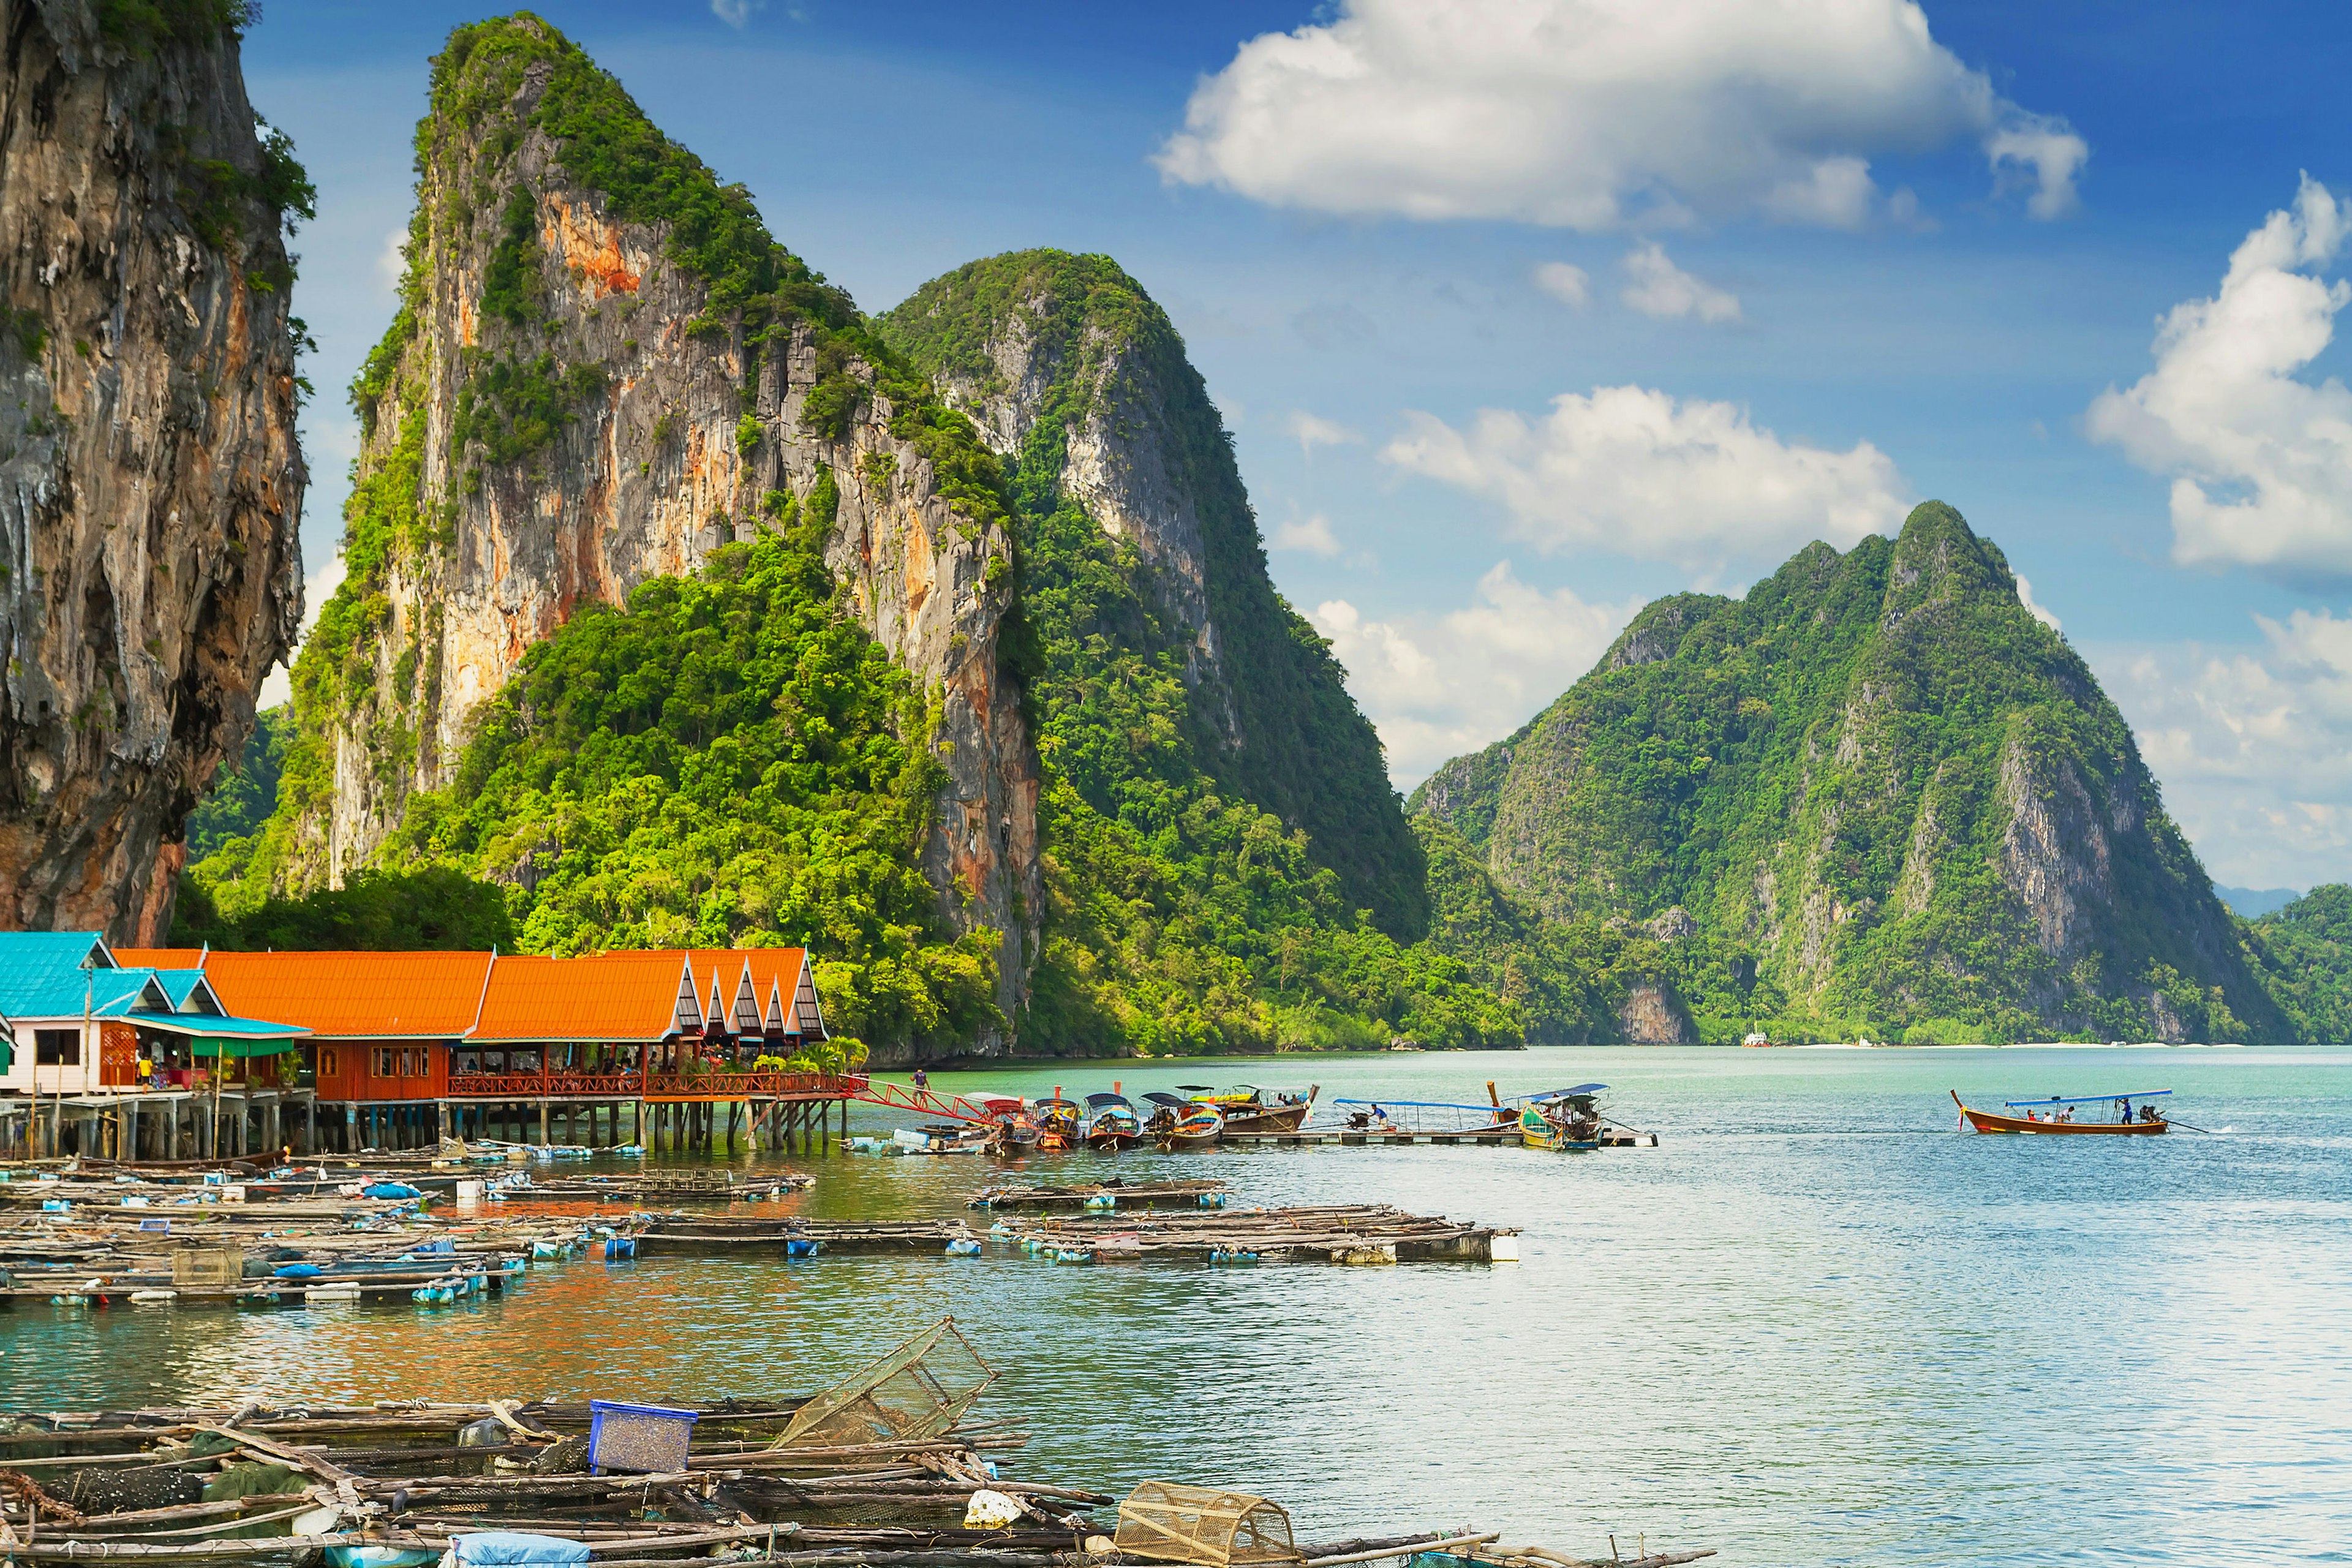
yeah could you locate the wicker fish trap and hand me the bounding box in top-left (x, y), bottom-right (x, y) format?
top-left (1114, 1482), bottom-right (1302, 1568)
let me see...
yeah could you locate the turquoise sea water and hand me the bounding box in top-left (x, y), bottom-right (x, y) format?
top-left (4, 1046), bottom-right (2347, 1566)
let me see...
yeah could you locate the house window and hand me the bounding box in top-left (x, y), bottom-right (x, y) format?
top-left (372, 1047), bottom-right (397, 1079)
top-left (320, 1048), bottom-right (339, 1077)
top-left (34, 1030), bottom-right (80, 1066)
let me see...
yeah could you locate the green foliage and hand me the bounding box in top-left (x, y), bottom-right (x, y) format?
top-left (185, 707), bottom-right (289, 859)
top-left (175, 866), bottom-right (516, 952)
top-left (2237, 886), bottom-right (2352, 1042)
top-left (878, 252), bottom-right (1503, 1055)
top-left (377, 530), bottom-right (1002, 1053)
top-left (735, 413), bottom-right (762, 454)
top-left (880, 251), bottom-right (1429, 940)
top-left (95, 0), bottom-right (252, 54)
top-left (1414, 503), bottom-right (2284, 1043)
top-left (479, 186), bottom-right (544, 327)
top-left (452, 352), bottom-right (605, 467)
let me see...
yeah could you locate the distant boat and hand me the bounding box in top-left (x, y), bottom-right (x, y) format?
top-left (1208, 1084), bottom-right (1319, 1134)
top-left (1082, 1093), bottom-right (1144, 1152)
top-left (1951, 1088), bottom-right (2171, 1135)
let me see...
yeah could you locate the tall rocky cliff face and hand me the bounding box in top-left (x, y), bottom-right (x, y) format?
top-left (876, 251), bottom-right (1428, 938)
top-left (243, 17), bottom-right (1038, 1023)
top-left (0, 0), bottom-right (306, 941)
top-left (1413, 503), bottom-right (2280, 1043)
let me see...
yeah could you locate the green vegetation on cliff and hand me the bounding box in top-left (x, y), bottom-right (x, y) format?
top-left (878, 251), bottom-right (1427, 937)
top-left (876, 252), bottom-right (1525, 1054)
top-left (2239, 886), bottom-right (2352, 1042)
top-left (1414, 503), bottom-right (2278, 1044)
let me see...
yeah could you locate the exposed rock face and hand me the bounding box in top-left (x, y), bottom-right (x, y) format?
top-left (877, 251), bottom-right (1429, 937)
top-left (0, 0), bottom-right (304, 940)
top-left (1617, 984), bottom-right (1692, 1045)
top-left (263, 17), bottom-right (1037, 1023)
top-left (1412, 502), bottom-right (2280, 1042)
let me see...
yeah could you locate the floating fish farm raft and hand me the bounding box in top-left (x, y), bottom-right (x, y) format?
top-left (636, 1190), bottom-right (1519, 1266)
top-left (0, 1317), bottom-right (1709, 1568)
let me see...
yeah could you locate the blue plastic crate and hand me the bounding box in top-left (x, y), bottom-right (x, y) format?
top-left (586, 1400), bottom-right (698, 1474)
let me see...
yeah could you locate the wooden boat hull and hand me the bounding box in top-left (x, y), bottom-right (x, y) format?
top-left (1219, 1087), bottom-right (1317, 1134)
top-left (1086, 1131), bottom-right (1144, 1152)
top-left (1951, 1091), bottom-right (2168, 1135)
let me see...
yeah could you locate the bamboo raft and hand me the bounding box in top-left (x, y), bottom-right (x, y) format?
top-left (993, 1204), bottom-right (1517, 1264)
top-left (0, 1205), bottom-right (624, 1308)
top-left (0, 1319), bottom-right (1706, 1568)
top-left (968, 1180), bottom-right (1230, 1211)
top-left (636, 1204), bottom-right (1517, 1265)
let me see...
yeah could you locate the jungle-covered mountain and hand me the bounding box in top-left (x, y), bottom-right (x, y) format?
top-left (1412, 503), bottom-right (2283, 1044)
top-left (185, 13), bottom-right (1518, 1059)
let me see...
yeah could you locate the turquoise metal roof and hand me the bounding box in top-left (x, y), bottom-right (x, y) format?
top-left (0, 933), bottom-right (300, 1037)
top-left (0, 930), bottom-right (116, 1017)
top-left (133, 1011), bottom-right (309, 1039)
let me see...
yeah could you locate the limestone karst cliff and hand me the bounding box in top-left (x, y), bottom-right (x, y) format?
top-left (1413, 503), bottom-right (2283, 1043)
top-left (877, 250), bottom-right (1428, 939)
top-left (219, 15), bottom-right (1038, 1025)
top-left (0, 0), bottom-right (306, 942)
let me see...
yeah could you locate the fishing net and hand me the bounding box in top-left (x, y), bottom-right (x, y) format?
top-left (775, 1317), bottom-right (995, 1449)
top-left (1114, 1482), bottom-right (1301, 1567)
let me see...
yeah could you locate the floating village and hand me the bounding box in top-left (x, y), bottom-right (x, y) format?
top-left (0, 934), bottom-right (1722, 1568)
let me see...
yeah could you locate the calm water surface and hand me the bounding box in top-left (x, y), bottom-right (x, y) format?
top-left (6, 1047), bottom-right (2348, 1567)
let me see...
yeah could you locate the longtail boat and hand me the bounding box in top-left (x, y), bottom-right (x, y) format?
top-left (1142, 1093), bottom-right (1224, 1150)
top-left (1032, 1096), bottom-right (1081, 1152)
top-left (1951, 1088), bottom-right (2171, 1135)
top-left (1518, 1085), bottom-right (1604, 1150)
top-left (1082, 1092), bottom-right (1144, 1152)
top-left (1212, 1084), bottom-right (1319, 1134)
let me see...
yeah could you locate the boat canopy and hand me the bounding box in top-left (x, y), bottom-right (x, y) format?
top-left (2002, 1090), bottom-right (2173, 1107)
top-left (1084, 1092), bottom-right (1133, 1108)
top-left (1140, 1091), bottom-right (1191, 1108)
top-left (1333, 1097), bottom-right (1509, 1112)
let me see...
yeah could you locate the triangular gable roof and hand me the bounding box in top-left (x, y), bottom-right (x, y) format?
top-left (473, 951), bottom-right (698, 1043)
top-left (790, 952), bottom-right (827, 1039)
top-left (729, 962), bottom-right (763, 1034)
top-left (178, 951), bottom-right (499, 1038)
top-left (763, 976), bottom-right (786, 1035)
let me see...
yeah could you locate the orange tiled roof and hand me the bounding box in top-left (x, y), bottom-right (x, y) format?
top-left (169, 951), bottom-right (497, 1038)
top-left (680, 947), bottom-right (808, 1031)
top-left (116, 948), bottom-right (206, 969)
top-left (471, 950), bottom-right (691, 1042)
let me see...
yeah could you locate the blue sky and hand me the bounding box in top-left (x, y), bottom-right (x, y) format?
top-left (244, 1), bottom-right (2352, 891)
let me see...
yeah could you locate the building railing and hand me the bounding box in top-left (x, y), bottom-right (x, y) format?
top-left (447, 1069), bottom-right (867, 1101)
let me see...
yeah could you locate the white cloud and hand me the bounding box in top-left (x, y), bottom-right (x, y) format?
top-left (1312, 564), bottom-right (1641, 784)
top-left (2086, 176), bottom-right (2352, 584)
top-left (1155, 0), bottom-right (2086, 230)
top-left (1272, 513), bottom-right (1343, 557)
top-left (1619, 242), bottom-right (1740, 323)
top-left (710, 0), bottom-right (764, 27)
top-left (1286, 410), bottom-right (1363, 458)
top-left (1986, 113), bottom-right (2088, 219)
top-left (1532, 260), bottom-right (1591, 309)
top-left (2095, 611), bottom-right (2352, 886)
top-left (1382, 384), bottom-right (1909, 567)
top-left (2015, 574), bottom-right (2061, 631)
top-left (374, 227), bottom-right (409, 297)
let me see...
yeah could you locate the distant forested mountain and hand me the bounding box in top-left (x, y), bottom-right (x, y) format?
top-left (1412, 503), bottom-right (2285, 1044)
